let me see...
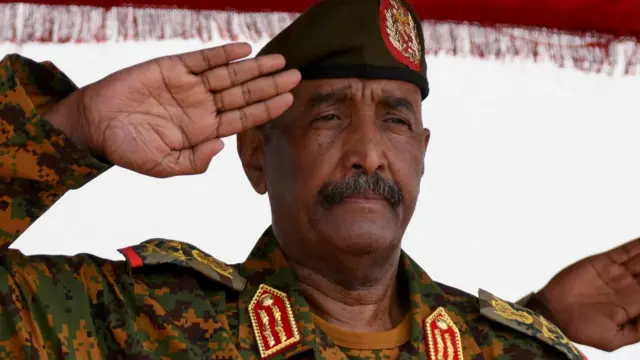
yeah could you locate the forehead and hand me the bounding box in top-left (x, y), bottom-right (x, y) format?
top-left (291, 78), bottom-right (422, 104)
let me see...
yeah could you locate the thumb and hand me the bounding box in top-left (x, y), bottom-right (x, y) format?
top-left (612, 319), bottom-right (640, 351)
top-left (168, 138), bottom-right (225, 176)
top-left (191, 138), bottom-right (225, 174)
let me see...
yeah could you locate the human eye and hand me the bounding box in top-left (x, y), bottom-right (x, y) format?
top-left (314, 113), bottom-right (340, 121)
top-left (386, 117), bottom-right (410, 127)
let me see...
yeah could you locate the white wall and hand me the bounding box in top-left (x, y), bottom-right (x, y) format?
top-left (1, 38), bottom-right (639, 359)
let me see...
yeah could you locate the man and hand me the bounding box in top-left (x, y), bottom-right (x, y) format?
top-left (0, 0), bottom-right (638, 358)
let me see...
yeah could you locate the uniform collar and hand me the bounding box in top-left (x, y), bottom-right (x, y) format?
top-left (400, 252), bottom-right (484, 359)
top-left (235, 227), bottom-right (483, 360)
top-left (236, 227), bottom-right (317, 359)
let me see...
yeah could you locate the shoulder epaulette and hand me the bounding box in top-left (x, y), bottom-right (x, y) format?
top-left (478, 289), bottom-right (586, 360)
top-left (119, 238), bottom-right (246, 291)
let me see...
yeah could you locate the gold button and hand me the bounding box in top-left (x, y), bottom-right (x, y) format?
top-left (436, 317), bottom-right (449, 330)
top-left (260, 294), bottom-right (274, 307)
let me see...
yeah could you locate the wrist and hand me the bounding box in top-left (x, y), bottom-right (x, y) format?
top-left (526, 290), bottom-right (559, 325)
top-left (42, 88), bottom-right (93, 152)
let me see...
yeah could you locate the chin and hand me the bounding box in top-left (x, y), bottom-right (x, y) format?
top-left (319, 216), bottom-right (401, 257)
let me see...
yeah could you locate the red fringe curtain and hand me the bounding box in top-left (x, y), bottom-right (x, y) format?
top-left (1, 1), bottom-right (639, 74)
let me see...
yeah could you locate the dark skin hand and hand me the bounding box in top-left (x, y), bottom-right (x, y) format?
top-left (44, 42), bottom-right (301, 178)
top-left (534, 238), bottom-right (640, 351)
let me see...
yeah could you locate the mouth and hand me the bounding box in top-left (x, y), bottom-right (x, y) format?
top-left (343, 191), bottom-right (387, 202)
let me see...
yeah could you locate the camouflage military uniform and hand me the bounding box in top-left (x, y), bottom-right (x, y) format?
top-left (0, 0), bottom-right (588, 359)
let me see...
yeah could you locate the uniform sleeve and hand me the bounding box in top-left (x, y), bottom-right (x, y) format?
top-left (0, 53), bottom-right (111, 248)
top-left (0, 55), bottom-right (138, 357)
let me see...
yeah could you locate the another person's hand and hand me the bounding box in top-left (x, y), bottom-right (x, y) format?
top-left (46, 42), bottom-right (300, 177)
top-left (536, 238), bottom-right (640, 351)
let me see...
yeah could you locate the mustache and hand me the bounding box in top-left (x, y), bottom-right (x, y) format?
top-left (318, 172), bottom-right (403, 208)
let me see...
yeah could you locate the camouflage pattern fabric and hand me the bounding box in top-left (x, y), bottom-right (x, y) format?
top-left (0, 54), bottom-right (582, 359)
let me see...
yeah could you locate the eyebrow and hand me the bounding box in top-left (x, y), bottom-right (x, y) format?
top-left (305, 86), bottom-right (353, 109)
top-left (379, 95), bottom-right (416, 114)
top-left (304, 86), bottom-right (416, 115)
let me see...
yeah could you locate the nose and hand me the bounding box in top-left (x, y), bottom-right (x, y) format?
top-left (341, 115), bottom-right (388, 175)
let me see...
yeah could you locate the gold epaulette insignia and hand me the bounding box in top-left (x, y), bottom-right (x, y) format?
top-left (478, 289), bottom-right (587, 360)
top-left (118, 238), bottom-right (247, 291)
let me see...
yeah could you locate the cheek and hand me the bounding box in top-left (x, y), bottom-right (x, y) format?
top-left (293, 133), bottom-right (342, 190)
top-left (265, 131), bottom-right (341, 206)
top-left (388, 135), bottom-right (425, 199)
top-left (263, 139), bottom-right (296, 204)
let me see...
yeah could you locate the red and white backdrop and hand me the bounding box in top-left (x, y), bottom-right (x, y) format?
top-left (1, 2), bottom-right (639, 359)
top-left (1, 0), bottom-right (640, 73)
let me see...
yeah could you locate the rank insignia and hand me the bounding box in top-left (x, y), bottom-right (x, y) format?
top-left (424, 307), bottom-right (464, 360)
top-left (249, 284), bottom-right (301, 358)
top-left (118, 239), bottom-right (247, 291)
top-left (479, 289), bottom-right (586, 360)
top-left (380, 0), bottom-right (422, 71)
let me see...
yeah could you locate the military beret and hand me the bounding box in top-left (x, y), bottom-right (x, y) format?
top-left (258, 0), bottom-right (429, 99)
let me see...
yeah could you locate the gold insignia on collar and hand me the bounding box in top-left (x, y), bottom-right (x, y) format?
top-left (423, 307), bottom-right (464, 360)
top-left (249, 284), bottom-right (301, 359)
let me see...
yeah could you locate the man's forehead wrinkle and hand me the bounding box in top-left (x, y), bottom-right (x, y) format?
top-left (305, 84), bottom-right (355, 108)
top-left (305, 82), bottom-right (413, 102)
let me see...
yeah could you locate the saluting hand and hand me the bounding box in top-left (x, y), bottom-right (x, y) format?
top-left (48, 42), bottom-right (300, 177)
top-left (538, 238), bottom-right (640, 351)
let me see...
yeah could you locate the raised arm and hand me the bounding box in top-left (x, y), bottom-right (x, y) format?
top-left (0, 54), bottom-right (110, 251)
top-left (0, 45), bottom-right (300, 356)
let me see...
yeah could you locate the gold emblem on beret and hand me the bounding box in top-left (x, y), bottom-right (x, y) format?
top-left (380, 0), bottom-right (421, 70)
